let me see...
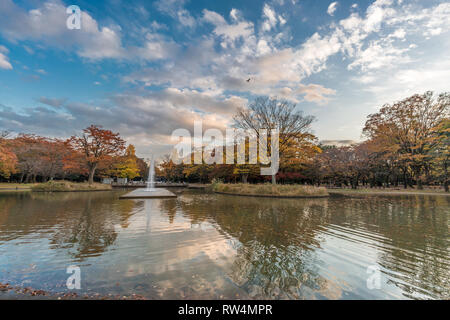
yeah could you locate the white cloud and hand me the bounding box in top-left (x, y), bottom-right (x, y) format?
top-left (0, 0), bottom-right (125, 59)
top-left (0, 0), bottom-right (179, 62)
top-left (203, 9), bottom-right (254, 43)
top-left (273, 84), bottom-right (336, 104)
top-left (348, 40), bottom-right (410, 71)
top-left (38, 97), bottom-right (66, 108)
top-left (230, 8), bottom-right (239, 21)
top-left (132, 33), bottom-right (179, 61)
top-left (327, 2), bottom-right (339, 16)
top-left (390, 28), bottom-right (406, 39)
top-left (297, 84), bottom-right (336, 104)
top-left (125, 0), bottom-right (450, 109)
top-left (177, 9), bottom-right (196, 27)
top-left (155, 0), bottom-right (196, 28)
top-left (363, 0), bottom-right (396, 33)
top-left (261, 4), bottom-right (286, 32)
top-left (262, 4), bottom-right (278, 31)
top-left (0, 45), bottom-right (13, 69)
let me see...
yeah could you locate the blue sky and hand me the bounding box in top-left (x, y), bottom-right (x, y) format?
top-left (0, 0), bottom-right (449, 158)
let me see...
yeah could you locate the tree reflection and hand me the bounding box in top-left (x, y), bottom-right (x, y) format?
top-left (173, 192), bottom-right (449, 299)
top-left (177, 194), bottom-right (338, 299)
top-left (362, 195), bottom-right (449, 299)
top-left (0, 191), bottom-right (138, 261)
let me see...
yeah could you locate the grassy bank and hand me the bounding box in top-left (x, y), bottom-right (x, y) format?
top-left (212, 182), bottom-right (329, 198)
top-left (329, 188), bottom-right (449, 196)
top-left (0, 183), bottom-right (36, 192)
top-left (31, 181), bottom-right (112, 192)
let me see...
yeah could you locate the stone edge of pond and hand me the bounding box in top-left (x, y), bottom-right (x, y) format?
top-left (213, 191), bottom-right (330, 199)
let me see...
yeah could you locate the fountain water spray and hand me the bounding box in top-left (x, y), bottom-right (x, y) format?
top-left (146, 155), bottom-right (156, 191)
top-left (120, 153), bottom-right (176, 199)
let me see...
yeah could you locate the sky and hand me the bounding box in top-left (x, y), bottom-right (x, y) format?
top-left (0, 0), bottom-right (449, 158)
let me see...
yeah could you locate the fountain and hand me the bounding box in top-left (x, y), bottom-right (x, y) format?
top-left (146, 155), bottom-right (156, 191)
top-left (120, 155), bottom-right (177, 199)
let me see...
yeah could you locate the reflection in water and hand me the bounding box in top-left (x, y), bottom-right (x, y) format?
top-left (175, 196), bottom-right (332, 299)
top-left (0, 190), bottom-right (448, 299)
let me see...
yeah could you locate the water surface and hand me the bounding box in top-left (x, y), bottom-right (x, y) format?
top-left (0, 190), bottom-right (448, 299)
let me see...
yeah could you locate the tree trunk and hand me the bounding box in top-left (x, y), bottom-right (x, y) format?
top-left (414, 167), bottom-right (423, 190)
top-left (417, 179), bottom-right (423, 190)
top-left (88, 163), bottom-right (97, 185)
top-left (403, 171), bottom-right (408, 189)
top-left (444, 162), bottom-right (448, 192)
top-left (271, 174), bottom-right (276, 185)
top-left (242, 174), bottom-right (248, 184)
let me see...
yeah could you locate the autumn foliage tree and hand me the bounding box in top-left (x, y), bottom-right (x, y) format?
top-left (432, 118), bottom-right (450, 191)
top-left (68, 125), bottom-right (126, 184)
top-left (0, 131), bottom-right (17, 179)
top-left (363, 91), bottom-right (449, 189)
top-left (233, 97), bottom-right (317, 184)
top-left (112, 145), bottom-right (141, 180)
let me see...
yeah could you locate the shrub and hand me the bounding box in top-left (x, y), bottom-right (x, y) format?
top-left (31, 180), bottom-right (112, 192)
top-left (212, 183), bottom-right (328, 197)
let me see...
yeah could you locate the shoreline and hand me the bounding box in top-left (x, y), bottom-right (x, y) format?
top-left (0, 282), bottom-right (146, 300)
top-left (213, 191), bottom-right (329, 199)
top-left (328, 189), bottom-right (449, 196)
top-left (32, 189), bottom-right (113, 193)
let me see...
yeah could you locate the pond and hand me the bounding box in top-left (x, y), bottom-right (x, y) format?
top-left (0, 189), bottom-right (448, 299)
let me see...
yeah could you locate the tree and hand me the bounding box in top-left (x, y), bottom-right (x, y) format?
top-left (62, 144), bottom-right (89, 179)
top-left (10, 134), bottom-right (47, 183)
top-left (0, 131), bottom-right (17, 179)
top-left (233, 164), bottom-right (259, 184)
top-left (136, 157), bottom-right (148, 180)
top-left (363, 91), bottom-right (449, 189)
top-left (160, 155), bottom-right (185, 182)
top-left (183, 164), bottom-right (212, 183)
top-left (40, 138), bottom-right (70, 181)
top-left (68, 125), bottom-right (126, 184)
top-left (233, 97), bottom-right (317, 184)
top-left (113, 145), bottom-right (141, 180)
top-left (432, 118), bottom-right (450, 191)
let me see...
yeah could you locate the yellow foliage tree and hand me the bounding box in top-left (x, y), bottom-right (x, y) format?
top-left (113, 145), bottom-right (140, 179)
